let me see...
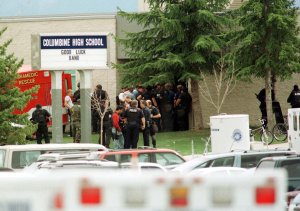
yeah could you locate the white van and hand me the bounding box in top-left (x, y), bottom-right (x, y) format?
top-left (0, 143), bottom-right (107, 170)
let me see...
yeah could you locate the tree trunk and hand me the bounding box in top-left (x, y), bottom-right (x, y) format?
top-left (99, 116), bottom-right (104, 145)
top-left (265, 69), bottom-right (275, 128)
top-left (191, 79), bottom-right (204, 129)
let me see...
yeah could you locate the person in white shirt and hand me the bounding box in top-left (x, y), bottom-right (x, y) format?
top-left (64, 89), bottom-right (73, 136)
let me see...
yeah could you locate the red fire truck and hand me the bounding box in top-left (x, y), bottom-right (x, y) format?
top-left (14, 65), bottom-right (73, 125)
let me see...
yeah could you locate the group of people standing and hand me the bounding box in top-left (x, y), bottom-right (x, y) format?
top-left (117, 83), bottom-right (192, 132)
top-left (30, 82), bottom-right (192, 148)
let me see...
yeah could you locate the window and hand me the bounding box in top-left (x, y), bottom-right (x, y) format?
top-left (294, 114), bottom-right (297, 131)
top-left (195, 161), bottom-right (213, 169)
top-left (154, 153), bottom-right (184, 166)
top-left (282, 160), bottom-right (300, 178)
top-left (12, 151), bottom-right (41, 169)
top-left (0, 149), bottom-right (5, 168)
top-left (257, 160), bottom-right (275, 169)
top-left (138, 153), bottom-right (150, 162)
top-left (211, 157), bottom-right (234, 167)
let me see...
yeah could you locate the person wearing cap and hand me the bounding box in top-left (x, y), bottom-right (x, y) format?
top-left (287, 85), bottom-right (300, 108)
top-left (31, 104), bottom-right (51, 144)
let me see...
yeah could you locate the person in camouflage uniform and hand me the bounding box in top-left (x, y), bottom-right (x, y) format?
top-left (71, 100), bottom-right (81, 143)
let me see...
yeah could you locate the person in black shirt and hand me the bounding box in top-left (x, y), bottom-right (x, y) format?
top-left (287, 85), bottom-right (300, 108)
top-left (123, 100), bottom-right (145, 149)
top-left (31, 104), bottom-right (51, 144)
top-left (140, 100), bottom-right (151, 147)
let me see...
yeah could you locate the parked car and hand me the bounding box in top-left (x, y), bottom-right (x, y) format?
top-left (256, 155), bottom-right (300, 192)
top-left (289, 191), bottom-right (300, 211)
top-left (37, 151), bottom-right (91, 162)
top-left (188, 167), bottom-right (247, 176)
top-left (120, 162), bottom-right (168, 172)
top-left (172, 149), bottom-right (295, 174)
top-left (256, 155), bottom-right (300, 208)
top-left (91, 148), bottom-right (186, 170)
top-left (23, 159), bottom-right (119, 173)
top-left (0, 143), bottom-right (107, 170)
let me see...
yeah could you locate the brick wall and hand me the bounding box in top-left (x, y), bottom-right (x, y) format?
top-left (191, 75), bottom-right (300, 128)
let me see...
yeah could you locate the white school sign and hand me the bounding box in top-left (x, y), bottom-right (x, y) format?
top-left (32, 33), bottom-right (108, 70)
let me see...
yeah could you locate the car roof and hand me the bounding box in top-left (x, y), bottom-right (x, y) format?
top-left (101, 148), bottom-right (185, 159)
top-left (172, 149), bottom-right (296, 173)
top-left (120, 162), bottom-right (168, 172)
top-left (37, 152), bottom-right (91, 161)
top-left (38, 160), bottom-right (119, 168)
top-left (104, 148), bottom-right (179, 153)
top-left (259, 155), bottom-right (300, 162)
top-left (188, 167), bottom-right (247, 176)
top-left (204, 149), bottom-right (295, 157)
top-left (0, 143), bottom-right (107, 151)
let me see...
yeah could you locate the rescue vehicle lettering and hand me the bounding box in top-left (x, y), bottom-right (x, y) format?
top-left (18, 72), bottom-right (38, 79)
top-left (18, 78), bottom-right (35, 85)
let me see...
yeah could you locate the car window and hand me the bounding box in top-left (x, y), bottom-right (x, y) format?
top-left (12, 151), bottom-right (41, 169)
top-left (257, 160), bottom-right (275, 169)
top-left (241, 153), bottom-right (293, 169)
top-left (211, 157), bottom-right (234, 167)
top-left (282, 160), bottom-right (300, 178)
top-left (194, 161), bottom-right (213, 169)
top-left (138, 153), bottom-right (150, 162)
top-left (0, 149), bottom-right (5, 168)
top-left (104, 155), bottom-right (116, 162)
top-left (120, 154), bottom-right (132, 162)
top-left (154, 153), bottom-right (184, 166)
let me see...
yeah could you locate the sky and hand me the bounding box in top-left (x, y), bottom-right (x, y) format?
top-left (0, 0), bottom-right (139, 17)
top-left (0, 0), bottom-right (299, 17)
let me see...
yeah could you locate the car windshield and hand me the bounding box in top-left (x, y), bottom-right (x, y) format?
top-left (282, 160), bottom-right (300, 178)
top-left (12, 151), bottom-right (41, 168)
top-left (155, 152), bottom-right (184, 166)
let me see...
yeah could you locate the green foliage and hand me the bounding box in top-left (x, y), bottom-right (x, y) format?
top-left (0, 27), bottom-right (38, 145)
top-left (115, 0), bottom-right (231, 86)
top-left (228, 0), bottom-right (300, 80)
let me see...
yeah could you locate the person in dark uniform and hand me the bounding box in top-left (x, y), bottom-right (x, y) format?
top-left (146, 100), bottom-right (161, 148)
top-left (174, 85), bottom-right (192, 131)
top-left (287, 85), bottom-right (300, 108)
top-left (140, 100), bottom-right (151, 146)
top-left (98, 101), bottom-right (113, 148)
top-left (256, 87), bottom-right (275, 126)
top-left (91, 84), bottom-right (109, 133)
top-left (160, 83), bottom-right (175, 131)
top-left (123, 100), bottom-right (145, 149)
top-left (31, 104), bottom-right (51, 144)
